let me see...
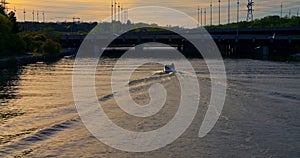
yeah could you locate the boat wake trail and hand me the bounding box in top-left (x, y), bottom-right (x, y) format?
top-left (98, 71), bottom-right (176, 103)
top-left (0, 118), bottom-right (81, 157)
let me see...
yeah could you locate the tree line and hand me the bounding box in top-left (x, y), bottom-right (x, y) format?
top-left (0, 6), bottom-right (61, 58)
top-left (206, 15), bottom-right (300, 29)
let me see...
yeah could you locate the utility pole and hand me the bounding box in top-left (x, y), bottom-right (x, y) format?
top-left (123, 8), bottom-right (128, 24)
top-left (246, 0), bottom-right (254, 22)
top-left (111, 0), bottom-right (114, 22)
top-left (289, 9), bottom-right (291, 18)
top-left (23, 8), bottom-right (26, 22)
top-left (201, 8), bottom-right (203, 27)
top-left (198, 6), bottom-right (200, 28)
top-left (37, 11), bottom-right (39, 22)
top-left (280, 2), bottom-right (283, 18)
top-left (114, 0), bottom-right (117, 22)
top-left (126, 9), bottom-right (128, 23)
top-left (32, 10), bottom-right (34, 22)
top-left (237, 0), bottom-right (239, 37)
top-left (72, 17), bottom-right (80, 32)
top-left (204, 8), bottom-right (207, 26)
top-left (118, 2), bottom-right (120, 22)
top-left (121, 7), bottom-right (123, 24)
top-left (228, 0), bottom-right (230, 26)
top-left (43, 11), bottom-right (45, 23)
top-left (123, 8), bottom-right (126, 24)
top-left (1, 0), bottom-right (9, 12)
top-left (237, 0), bottom-right (239, 24)
top-left (210, 1), bottom-right (213, 26)
top-left (218, 0), bottom-right (221, 26)
top-left (73, 17), bottom-right (80, 23)
top-left (280, 2), bottom-right (283, 27)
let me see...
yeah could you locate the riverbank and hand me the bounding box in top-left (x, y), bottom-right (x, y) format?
top-left (0, 48), bottom-right (77, 69)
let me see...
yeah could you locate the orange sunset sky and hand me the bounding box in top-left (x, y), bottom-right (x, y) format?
top-left (5, 0), bottom-right (300, 25)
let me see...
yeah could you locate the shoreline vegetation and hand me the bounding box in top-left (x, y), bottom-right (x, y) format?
top-left (0, 48), bottom-right (76, 69)
top-left (18, 15), bottom-right (300, 33)
top-left (0, 6), bottom-right (62, 60)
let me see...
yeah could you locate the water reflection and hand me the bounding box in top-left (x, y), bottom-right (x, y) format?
top-left (0, 68), bottom-right (22, 105)
top-left (0, 58), bottom-right (299, 157)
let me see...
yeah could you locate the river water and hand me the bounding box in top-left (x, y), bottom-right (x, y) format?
top-left (0, 58), bottom-right (299, 157)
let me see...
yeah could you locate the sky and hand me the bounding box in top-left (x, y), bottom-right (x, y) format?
top-left (5, 0), bottom-right (300, 26)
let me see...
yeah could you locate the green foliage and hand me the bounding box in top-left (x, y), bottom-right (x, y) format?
top-left (0, 6), bottom-right (5, 16)
top-left (20, 31), bottom-right (61, 55)
top-left (0, 7), bottom-right (26, 58)
top-left (42, 39), bottom-right (61, 54)
top-left (205, 15), bottom-right (300, 29)
top-left (7, 11), bottom-right (19, 33)
top-left (0, 14), bottom-right (12, 33)
top-left (42, 27), bottom-right (62, 41)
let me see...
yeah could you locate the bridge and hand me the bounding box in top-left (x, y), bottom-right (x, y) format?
top-left (60, 27), bottom-right (300, 59)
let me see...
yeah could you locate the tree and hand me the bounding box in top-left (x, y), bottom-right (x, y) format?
top-left (0, 6), bottom-right (6, 16)
top-left (20, 31), bottom-right (61, 55)
top-left (0, 6), bottom-right (26, 57)
top-left (8, 11), bottom-right (19, 33)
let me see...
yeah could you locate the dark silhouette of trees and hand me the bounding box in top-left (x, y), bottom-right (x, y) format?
top-left (206, 15), bottom-right (300, 29)
top-left (20, 29), bottom-right (61, 55)
top-left (0, 7), bottom-right (61, 58)
top-left (7, 11), bottom-right (19, 33)
top-left (0, 6), bottom-right (26, 57)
